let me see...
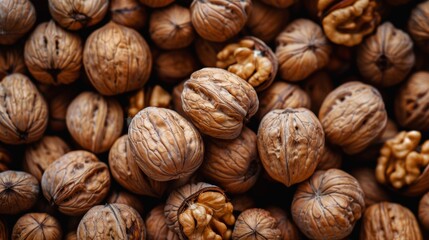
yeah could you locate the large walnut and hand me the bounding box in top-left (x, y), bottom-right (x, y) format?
top-left (350, 168), bottom-right (391, 207)
top-left (172, 81), bottom-right (187, 118)
top-left (257, 108), bottom-right (324, 187)
top-left (292, 169), bottom-right (365, 240)
top-left (155, 49), bottom-right (198, 84)
top-left (83, 21), bottom-right (152, 96)
top-left (106, 190), bottom-right (145, 215)
top-left (419, 192), bottom-right (429, 230)
top-left (409, 1), bottom-right (429, 53)
top-left (12, 213), bottom-right (62, 240)
top-left (303, 72), bottom-right (334, 115)
top-left (0, 0), bottom-right (36, 45)
top-left (181, 68), bottom-right (259, 139)
top-left (261, 0), bottom-right (294, 8)
top-left (232, 208), bottom-right (281, 240)
top-left (146, 204), bottom-right (180, 240)
top-left (41, 150), bottom-right (111, 216)
top-left (0, 46), bottom-right (26, 80)
top-left (111, 0), bottom-right (147, 30)
top-left (139, 0), bottom-right (174, 7)
top-left (266, 207), bottom-right (301, 240)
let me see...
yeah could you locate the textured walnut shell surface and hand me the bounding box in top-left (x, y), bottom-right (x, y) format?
top-left (419, 192), bottom-right (429, 230)
top-left (230, 195), bottom-right (256, 214)
top-left (0, 170), bottom-right (39, 215)
top-left (195, 38), bottom-right (227, 67)
top-left (319, 81), bottom-right (387, 154)
top-left (182, 68), bottom-right (259, 139)
top-left (172, 81), bottom-right (187, 118)
top-left (350, 168), bottom-right (391, 207)
top-left (12, 213), bottom-right (62, 240)
top-left (261, 0), bottom-right (294, 8)
top-left (64, 232), bottom-right (77, 240)
top-left (0, 46), bottom-right (26, 80)
top-left (49, 88), bottom-right (77, 132)
top-left (232, 208), bottom-right (281, 240)
top-left (155, 49), bottom-right (198, 84)
top-left (0, 146), bottom-right (12, 171)
top-left (77, 203), bottom-right (146, 240)
top-left (0, 0), bottom-right (36, 45)
top-left (303, 71), bottom-right (334, 115)
top-left (409, 1), bottom-right (429, 53)
top-left (111, 0), bottom-right (147, 30)
top-left (66, 91), bottom-right (124, 154)
top-left (257, 108), bottom-right (324, 187)
top-left (0, 73), bottom-right (48, 145)
top-left (83, 21), bottom-right (152, 96)
top-left (41, 150), bottom-right (111, 216)
top-left (316, 142), bottom-right (342, 170)
top-left (106, 190), bottom-right (145, 215)
top-left (139, 0), bottom-right (174, 7)
top-left (145, 204), bottom-right (180, 240)
top-left (266, 207), bottom-right (301, 240)
top-left (292, 169), bottom-right (365, 240)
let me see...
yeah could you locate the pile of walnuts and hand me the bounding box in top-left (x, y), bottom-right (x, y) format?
top-left (2, 0), bottom-right (429, 239)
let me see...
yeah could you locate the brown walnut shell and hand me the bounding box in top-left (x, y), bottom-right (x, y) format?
top-left (232, 208), bottom-right (281, 240)
top-left (194, 38), bottom-right (227, 67)
top-left (145, 204), bottom-right (180, 240)
top-left (0, 218), bottom-right (7, 240)
top-left (12, 213), bottom-right (62, 240)
top-left (409, 1), bottom-right (429, 53)
top-left (172, 80), bottom-right (187, 118)
top-left (48, 88), bottom-right (78, 132)
top-left (266, 207), bottom-right (301, 240)
top-left (350, 168), bottom-right (391, 207)
top-left (419, 192), bottom-right (429, 230)
top-left (111, 0), bottom-right (147, 30)
top-left (106, 189), bottom-right (145, 215)
top-left (261, 0), bottom-right (295, 8)
top-left (0, 0), bottom-right (36, 45)
top-left (230, 195), bottom-right (256, 215)
top-left (139, 0), bottom-right (174, 7)
top-left (155, 49), bottom-right (198, 84)
top-left (316, 142), bottom-right (342, 170)
top-left (0, 46), bottom-right (26, 80)
top-left (302, 71), bottom-right (334, 115)
top-left (64, 232), bottom-right (77, 240)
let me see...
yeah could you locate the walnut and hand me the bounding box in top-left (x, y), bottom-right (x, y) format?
top-left (0, 73), bottom-right (48, 144)
top-left (111, 0), bottom-right (147, 30)
top-left (128, 85), bottom-right (172, 118)
top-left (419, 192), bottom-right (429, 230)
top-left (0, 0), bottom-right (36, 45)
top-left (318, 0), bottom-right (381, 46)
top-left (65, 232), bottom-right (77, 240)
top-left (303, 71), bottom-right (334, 115)
top-left (41, 150), bottom-right (111, 216)
top-left (77, 203), bottom-right (146, 239)
top-left (155, 49), bottom-right (198, 84)
top-left (12, 213), bottom-right (62, 240)
top-left (181, 68), bottom-right (259, 139)
top-left (0, 170), bottom-right (39, 215)
top-left (216, 37), bottom-right (278, 92)
top-left (275, 19), bottom-right (331, 82)
top-left (0, 146), bottom-right (12, 171)
top-left (326, 45), bottom-right (353, 75)
top-left (165, 182), bottom-right (235, 240)
top-left (83, 21), bottom-right (152, 96)
top-left (360, 202), bottom-right (422, 240)
top-left (230, 195), bottom-right (256, 215)
top-left (0, 46), bottom-right (26, 80)
top-left (409, 1), bottom-right (429, 53)
top-left (150, 4), bottom-right (195, 50)
top-left (106, 189), bottom-right (145, 215)
top-left (292, 169), bottom-right (365, 240)
top-left (232, 208), bottom-right (281, 240)
top-left (385, 0), bottom-right (410, 5)
top-left (23, 135), bottom-right (70, 181)
top-left (316, 143), bottom-right (342, 170)
top-left (257, 108), bottom-right (324, 187)
top-left (48, 0), bottom-right (108, 30)
top-left (319, 81), bottom-right (387, 154)
top-left (146, 204), bottom-right (180, 240)
top-left (66, 91), bottom-right (124, 154)
top-left (172, 81), bottom-right (187, 118)
top-left (201, 127), bottom-right (261, 194)
top-left (266, 207), bottom-right (301, 240)
top-left (0, 218), bottom-right (7, 240)
top-left (261, 0), bottom-right (295, 8)
top-left (190, 0), bottom-right (251, 42)
top-left (49, 88), bottom-right (78, 132)
top-left (139, 0), bottom-right (174, 7)
top-left (350, 168), bottom-right (391, 207)
top-left (195, 38), bottom-right (227, 67)
top-left (129, 107), bottom-right (204, 181)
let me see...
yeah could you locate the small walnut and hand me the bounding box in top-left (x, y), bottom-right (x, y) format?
top-left (0, 46), bottom-right (26, 80)
top-left (292, 169), bottom-right (365, 240)
top-left (77, 203), bottom-right (146, 239)
top-left (316, 143), bottom-right (342, 170)
top-left (409, 1), bottom-right (429, 53)
top-left (257, 108), bottom-right (324, 187)
top-left (181, 68), bottom-right (259, 139)
top-left (41, 150), bottom-right (111, 216)
top-left (83, 21), bottom-right (152, 96)
top-left (303, 72), bottom-right (334, 114)
top-left (146, 204), bottom-right (180, 240)
top-left (0, 218), bottom-right (7, 240)
top-left (155, 49), bottom-right (198, 84)
top-left (0, 73), bottom-right (48, 144)
top-left (0, 0), bottom-right (36, 45)
top-left (195, 38), bottom-right (227, 67)
top-left (172, 81), bottom-right (187, 118)
top-left (107, 190), bottom-right (145, 215)
top-left (139, 0), bottom-right (174, 7)
top-left (350, 168), bottom-right (391, 207)
top-left (261, 0), bottom-right (295, 8)
top-left (319, 81), bottom-right (387, 154)
top-left (165, 182), bottom-right (235, 240)
top-left (66, 91), bottom-right (124, 154)
top-left (0, 171), bottom-right (39, 215)
top-left (276, 19), bottom-right (331, 82)
top-left (232, 208), bottom-right (281, 240)
top-left (12, 213), bottom-right (62, 240)
top-left (318, 0), bottom-right (381, 46)
top-left (266, 207), bottom-right (301, 240)
top-left (360, 202), bottom-right (422, 240)
top-left (419, 192), bottom-right (429, 230)
top-left (128, 85), bottom-right (172, 118)
top-left (111, 0), bottom-right (147, 30)
top-left (49, 88), bottom-right (78, 132)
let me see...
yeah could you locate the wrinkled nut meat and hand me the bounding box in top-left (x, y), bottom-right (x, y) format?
top-left (139, 0), bottom-right (174, 8)
top-left (145, 204), bottom-right (180, 240)
top-left (257, 108), bottom-right (325, 187)
top-left (292, 169), bottom-right (365, 240)
top-left (232, 208), bottom-right (281, 240)
top-left (165, 182), bottom-right (235, 240)
top-left (181, 68), bottom-right (259, 139)
top-left (12, 213), bottom-right (62, 240)
top-left (216, 37), bottom-right (278, 91)
top-left (303, 72), bottom-right (334, 115)
top-left (128, 85), bottom-right (172, 118)
top-left (0, 0), bottom-right (36, 45)
top-left (409, 1), bottom-right (429, 53)
top-left (155, 49), bottom-right (198, 84)
top-left (0, 46), bottom-right (26, 80)
top-left (419, 192), bottom-right (429, 230)
top-left (350, 168), bottom-right (391, 207)
top-left (41, 150), bottom-right (111, 216)
top-left (111, 0), bottom-right (147, 30)
top-left (266, 207), bottom-right (301, 240)
top-left (107, 190), bottom-right (145, 215)
top-left (261, 0), bottom-right (294, 8)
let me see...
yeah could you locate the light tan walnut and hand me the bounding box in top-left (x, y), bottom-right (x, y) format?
top-left (0, 0), bottom-right (36, 45)
top-left (12, 213), bottom-right (62, 240)
top-left (0, 46), bottom-right (26, 80)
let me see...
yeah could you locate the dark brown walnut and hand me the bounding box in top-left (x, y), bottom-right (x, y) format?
top-left (41, 150), bottom-right (111, 216)
top-left (319, 81), bottom-right (387, 154)
top-left (165, 182), bottom-right (235, 240)
top-left (357, 22), bottom-right (415, 87)
top-left (83, 21), bottom-right (152, 96)
top-left (172, 81), bottom-right (187, 118)
top-left (111, 0), bottom-right (147, 30)
top-left (360, 202), bottom-right (422, 240)
top-left (0, 170), bottom-right (39, 215)
top-left (195, 38), bottom-right (227, 67)
top-left (266, 207), bottom-right (301, 240)
top-left (0, 46), bottom-right (26, 80)
top-left (292, 169), bottom-right (365, 240)
top-left (201, 127), bottom-right (261, 194)
top-left (276, 19), bottom-right (331, 82)
top-left (12, 213), bottom-right (62, 240)
top-left (0, 218), bottom-right (7, 240)
top-left (139, 0), bottom-right (174, 7)
top-left (303, 72), bottom-right (334, 115)
top-left (419, 192), bottom-right (429, 230)
top-left (66, 91), bottom-right (123, 154)
top-left (181, 68), bottom-right (259, 139)
top-left (232, 208), bottom-right (281, 240)
top-left (0, 146), bottom-right (12, 171)
top-left (350, 168), bottom-right (391, 207)
top-left (49, 88), bottom-right (78, 132)
top-left (107, 190), bottom-right (145, 215)
top-left (409, 1), bottom-right (429, 53)
top-left (190, 0), bottom-right (251, 42)
top-left (0, 0), bottom-right (36, 45)
top-left (257, 108), bottom-right (324, 187)
top-left (318, 0), bottom-right (381, 46)
top-left (23, 135), bottom-right (70, 181)
top-left (146, 204), bottom-right (180, 240)
top-left (217, 37), bottom-right (278, 92)
top-left (155, 49), bottom-right (198, 84)
top-left (127, 85), bottom-right (172, 118)
top-left (64, 232), bottom-right (77, 240)
top-left (0, 73), bottom-right (48, 144)
top-left (150, 4), bottom-right (195, 50)
top-left (316, 142), bottom-right (342, 170)
top-left (261, 0), bottom-right (294, 8)
top-left (230, 195), bottom-right (256, 215)
top-left (77, 203), bottom-right (146, 239)
top-left (48, 0), bottom-right (108, 30)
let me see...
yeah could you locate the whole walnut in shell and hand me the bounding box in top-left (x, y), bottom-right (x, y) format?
top-left (292, 169), bottom-right (365, 240)
top-left (41, 150), bottom-right (111, 216)
top-left (195, 38), bottom-right (227, 67)
top-left (409, 1), bottom-right (429, 53)
top-left (419, 192), bottom-right (429, 230)
top-left (0, 146), bottom-right (12, 171)
top-left (261, 0), bottom-right (294, 8)
top-left (350, 168), bottom-right (391, 207)
top-left (106, 190), bottom-right (145, 215)
top-left (181, 68), bottom-right (259, 139)
top-left (172, 81), bottom-right (187, 117)
top-left (257, 108), bottom-right (324, 187)
top-left (155, 49), bottom-right (198, 84)
top-left (302, 71), bottom-right (334, 115)
top-left (266, 207), bottom-right (301, 240)
top-left (316, 142), bottom-right (342, 170)
top-left (12, 213), bottom-right (62, 240)
top-left (111, 0), bottom-right (147, 30)
top-left (0, 46), bottom-right (26, 80)
top-left (146, 204), bottom-right (180, 240)
top-left (139, 0), bottom-right (174, 7)
top-left (232, 208), bottom-right (281, 240)
top-left (0, 0), bottom-right (36, 45)
top-left (127, 85), bottom-right (172, 118)
top-left (49, 88), bottom-right (78, 132)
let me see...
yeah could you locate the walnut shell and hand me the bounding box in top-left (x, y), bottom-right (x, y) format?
top-left (139, 0), bottom-right (174, 7)
top-left (83, 21), bottom-right (152, 96)
top-left (0, 218), bottom-right (7, 240)
top-left (409, 1), bottom-right (429, 53)
top-left (0, 46), bottom-right (26, 80)
top-left (350, 168), bottom-right (391, 207)
top-left (12, 213), bottom-right (62, 240)
top-left (145, 204), bottom-right (180, 240)
top-left (111, 0), bottom-right (147, 30)
top-left (66, 91), bottom-right (124, 154)
top-left (194, 37), bottom-right (227, 67)
top-left (64, 232), bottom-right (77, 240)
top-left (261, 0), bottom-right (294, 8)
top-left (302, 71), bottom-right (334, 115)
top-left (230, 195), bottom-right (256, 215)
top-left (41, 150), bottom-right (111, 216)
top-left (172, 80), bottom-right (187, 118)
top-left (0, 73), bottom-right (48, 144)
top-left (419, 192), bottom-right (429, 230)
top-left (49, 88), bottom-right (78, 132)
top-left (77, 203), bottom-right (146, 239)
top-left (266, 207), bottom-right (301, 240)
top-left (0, 145), bottom-right (12, 171)
top-left (181, 68), bottom-right (259, 139)
top-left (106, 190), bottom-right (145, 215)
top-left (0, 0), bottom-right (36, 45)
top-left (232, 208), bottom-right (281, 240)
top-left (155, 49), bottom-right (198, 84)
top-left (319, 81), bottom-right (388, 154)
top-left (316, 142), bottom-right (342, 170)
top-left (292, 169), bottom-right (365, 240)
top-left (257, 108), bottom-right (324, 187)
top-left (0, 170), bottom-right (39, 215)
